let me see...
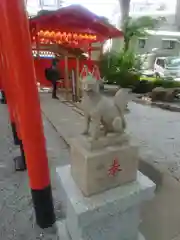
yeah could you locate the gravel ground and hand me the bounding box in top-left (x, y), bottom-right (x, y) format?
top-left (126, 102), bottom-right (180, 178)
top-left (0, 104), bottom-right (70, 240)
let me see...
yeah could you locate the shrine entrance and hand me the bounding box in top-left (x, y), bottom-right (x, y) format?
top-left (29, 5), bottom-right (123, 101)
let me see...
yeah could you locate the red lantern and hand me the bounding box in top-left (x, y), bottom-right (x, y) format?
top-left (84, 34), bottom-right (88, 40)
top-left (49, 31), bottom-right (55, 40)
top-left (44, 30), bottom-right (50, 38)
top-left (67, 33), bottom-right (72, 42)
top-left (55, 31), bottom-right (61, 41)
top-left (62, 32), bottom-right (67, 42)
top-left (73, 33), bottom-right (78, 41)
top-left (79, 34), bottom-right (83, 41)
top-left (38, 30), bottom-right (44, 38)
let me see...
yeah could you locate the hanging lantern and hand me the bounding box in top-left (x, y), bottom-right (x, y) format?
top-left (61, 32), bottom-right (67, 42)
top-left (67, 33), bottom-right (72, 42)
top-left (79, 34), bottom-right (83, 41)
top-left (84, 34), bottom-right (88, 40)
top-left (38, 30), bottom-right (44, 38)
top-left (73, 33), bottom-right (78, 41)
top-left (44, 30), bottom-right (50, 38)
top-left (58, 32), bottom-right (63, 41)
top-left (49, 31), bottom-right (55, 40)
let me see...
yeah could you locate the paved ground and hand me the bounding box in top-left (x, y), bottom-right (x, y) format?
top-left (0, 103), bottom-right (70, 240)
top-left (41, 93), bottom-right (180, 178)
top-left (40, 93), bottom-right (180, 240)
top-left (1, 91), bottom-right (180, 240)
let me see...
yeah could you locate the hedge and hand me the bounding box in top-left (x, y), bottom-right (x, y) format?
top-left (132, 79), bottom-right (180, 94)
top-left (105, 74), bottom-right (180, 94)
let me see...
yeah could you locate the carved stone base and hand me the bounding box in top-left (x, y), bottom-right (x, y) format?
top-left (70, 137), bottom-right (139, 197)
top-left (56, 166), bottom-right (155, 240)
top-left (78, 133), bottom-right (129, 151)
top-left (56, 220), bottom-right (146, 240)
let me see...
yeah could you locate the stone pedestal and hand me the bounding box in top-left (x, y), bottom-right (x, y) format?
top-left (56, 165), bottom-right (155, 240)
top-left (70, 135), bottom-right (139, 196)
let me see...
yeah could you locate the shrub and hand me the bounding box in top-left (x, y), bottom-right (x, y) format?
top-left (99, 51), bottom-right (141, 87)
top-left (132, 80), bottom-right (153, 93)
top-left (115, 71), bottom-right (140, 87)
top-left (132, 79), bottom-right (180, 94)
top-left (153, 80), bottom-right (180, 88)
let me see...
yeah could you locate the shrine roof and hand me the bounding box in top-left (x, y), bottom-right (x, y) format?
top-left (29, 5), bottom-right (123, 41)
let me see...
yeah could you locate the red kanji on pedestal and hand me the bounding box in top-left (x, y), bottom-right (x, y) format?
top-left (108, 158), bottom-right (122, 176)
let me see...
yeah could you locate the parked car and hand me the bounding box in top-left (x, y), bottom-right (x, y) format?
top-left (154, 56), bottom-right (180, 80)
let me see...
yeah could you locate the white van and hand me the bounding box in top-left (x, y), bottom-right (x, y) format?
top-left (154, 56), bottom-right (180, 80)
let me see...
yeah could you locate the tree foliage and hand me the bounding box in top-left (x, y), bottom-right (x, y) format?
top-left (122, 16), bottom-right (165, 51)
top-left (99, 50), bottom-right (142, 86)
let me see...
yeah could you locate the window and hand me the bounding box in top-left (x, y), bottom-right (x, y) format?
top-left (156, 59), bottom-right (165, 68)
top-left (138, 39), bottom-right (146, 48)
top-left (162, 40), bottom-right (175, 49)
top-left (166, 57), bottom-right (180, 67)
top-left (41, 0), bottom-right (57, 7)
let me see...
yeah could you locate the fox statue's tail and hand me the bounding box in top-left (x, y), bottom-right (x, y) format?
top-left (114, 88), bottom-right (129, 114)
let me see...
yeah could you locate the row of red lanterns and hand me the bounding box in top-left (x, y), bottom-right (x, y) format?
top-left (35, 30), bottom-right (97, 42)
top-left (35, 38), bottom-right (81, 47)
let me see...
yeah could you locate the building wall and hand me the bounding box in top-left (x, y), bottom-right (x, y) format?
top-left (133, 35), bottom-right (180, 55)
top-left (91, 42), bottom-right (102, 61)
top-left (175, 0), bottom-right (180, 29)
top-left (110, 0), bottom-right (180, 54)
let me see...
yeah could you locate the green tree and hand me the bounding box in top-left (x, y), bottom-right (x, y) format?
top-left (122, 16), bottom-right (164, 52)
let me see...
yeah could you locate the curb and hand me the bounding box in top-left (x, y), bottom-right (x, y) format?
top-left (139, 158), bottom-right (163, 189)
top-left (133, 98), bottom-right (180, 113)
top-left (42, 111), bottom-right (70, 147)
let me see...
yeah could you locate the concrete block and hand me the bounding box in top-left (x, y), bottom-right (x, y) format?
top-left (56, 220), bottom-right (145, 240)
top-left (56, 165), bottom-right (155, 240)
top-left (70, 139), bottom-right (139, 196)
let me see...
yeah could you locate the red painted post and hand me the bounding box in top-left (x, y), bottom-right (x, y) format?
top-left (0, 0), bottom-right (55, 228)
top-left (0, 52), bottom-right (21, 146)
top-left (88, 43), bottom-right (92, 60)
top-left (0, 61), bottom-right (6, 104)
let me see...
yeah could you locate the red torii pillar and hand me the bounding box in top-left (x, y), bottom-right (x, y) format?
top-left (0, 0), bottom-right (55, 228)
top-left (0, 49), bottom-right (21, 147)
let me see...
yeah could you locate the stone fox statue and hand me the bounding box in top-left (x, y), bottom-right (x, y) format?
top-left (81, 75), bottom-right (129, 140)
